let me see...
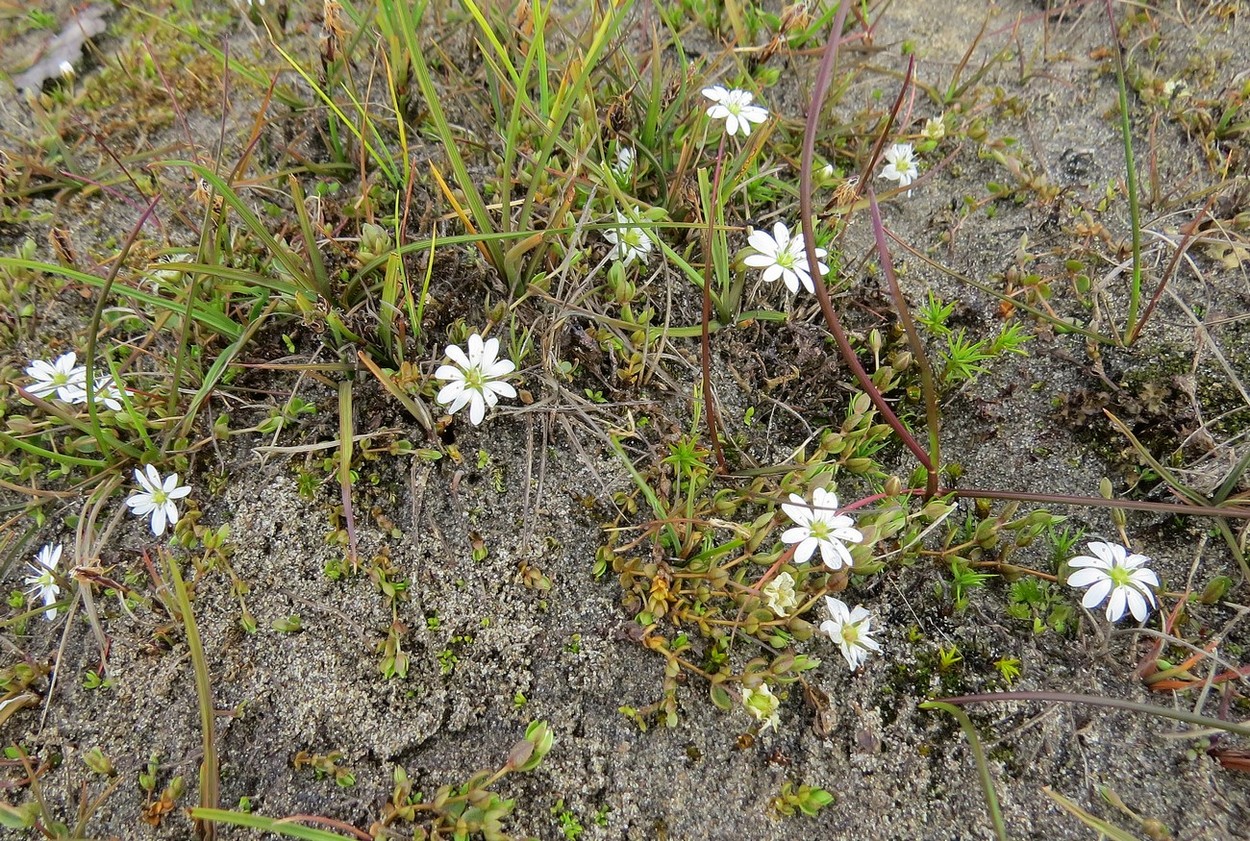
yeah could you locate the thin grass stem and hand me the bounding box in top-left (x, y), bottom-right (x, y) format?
top-left (1104, 0), bottom-right (1143, 344)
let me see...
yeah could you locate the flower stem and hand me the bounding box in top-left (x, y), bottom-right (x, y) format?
top-left (799, 5), bottom-right (935, 487)
top-left (867, 185), bottom-right (940, 496)
top-left (932, 690), bottom-right (1250, 739)
top-left (702, 133), bottom-right (730, 474)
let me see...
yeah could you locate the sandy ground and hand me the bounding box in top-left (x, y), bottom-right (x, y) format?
top-left (2, 1), bottom-right (1248, 839)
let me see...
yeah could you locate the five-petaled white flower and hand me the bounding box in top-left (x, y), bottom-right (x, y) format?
top-left (781, 487), bottom-right (863, 570)
top-left (820, 596), bottom-right (882, 670)
top-left (24, 543), bottom-right (63, 621)
top-left (701, 86), bottom-right (769, 138)
top-left (604, 209), bottom-right (654, 267)
top-left (25, 352), bottom-right (87, 402)
top-left (1067, 541), bottom-right (1159, 623)
top-left (126, 465), bottom-right (192, 537)
top-left (435, 333), bottom-right (517, 426)
top-left (762, 571), bottom-right (798, 617)
top-left (880, 142), bottom-right (920, 190)
top-left (744, 221), bottom-right (830, 295)
top-left (741, 683), bottom-right (781, 732)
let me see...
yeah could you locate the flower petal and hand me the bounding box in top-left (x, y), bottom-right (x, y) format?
top-left (1105, 587), bottom-right (1128, 622)
top-left (468, 392), bottom-right (486, 425)
top-left (792, 537), bottom-right (816, 565)
top-left (445, 344), bottom-right (471, 369)
top-left (143, 464), bottom-right (163, 491)
top-left (1125, 588), bottom-right (1148, 622)
top-left (1067, 568), bottom-right (1107, 588)
top-left (151, 506), bottom-right (168, 537)
top-left (1081, 577), bottom-right (1113, 609)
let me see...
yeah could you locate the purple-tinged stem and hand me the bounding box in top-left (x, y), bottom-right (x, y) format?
top-left (799, 4), bottom-right (935, 483)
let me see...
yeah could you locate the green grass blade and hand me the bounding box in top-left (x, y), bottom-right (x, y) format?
top-left (288, 175), bottom-right (332, 300)
top-left (920, 702), bottom-right (1009, 841)
top-left (190, 809), bottom-right (356, 841)
top-left (154, 162), bottom-right (313, 294)
top-left (607, 434), bottom-right (679, 553)
top-left (0, 258), bottom-right (240, 339)
top-left (515, 0), bottom-right (634, 236)
top-left (266, 43), bottom-right (401, 187)
top-left (405, 31), bottom-right (505, 275)
top-left (172, 303), bottom-right (278, 444)
top-left (0, 432), bottom-right (108, 469)
top-left (457, 0), bottom-right (520, 88)
top-left (168, 554), bottom-right (220, 838)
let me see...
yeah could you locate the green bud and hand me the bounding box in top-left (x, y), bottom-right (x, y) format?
top-left (1200, 575), bottom-right (1232, 605)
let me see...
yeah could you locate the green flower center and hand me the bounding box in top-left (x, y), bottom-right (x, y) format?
top-left (809, 520), bottom-right (831, 541)
top-left (151, 488), bottom-right (169, 506)
top-left (463, 367), bottom-right (486, 392)
top-left (841, 623), bottom-right (860, 646)
top-left (1108, 565), bottom-right (1133, 588)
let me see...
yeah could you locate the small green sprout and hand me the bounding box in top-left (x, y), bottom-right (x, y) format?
top-left (551, 800), bottom-right (584, 839)
top-left (771, 781), bottom-right (835, 818)
top-left (947, 558), bottom-right (993, 610)
top-left (995, 656), bottom-right (1022, 685)
top-left (937, 644), bottom-right (963, 672)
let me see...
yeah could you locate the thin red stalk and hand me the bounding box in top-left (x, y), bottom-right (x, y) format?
top-left (946, 486), bottom-right (1250, 519)
top-left (1126, 198), bottom-right (1214, 345)
top-left (702, 134), bottom-right (729, 474)
top-left (799, 5), bottom-right (934, 479)
top-left (839, 483), bottom-right (1250, 520)
top-left (867, 186), bottom-right (940, 496)
top-left (933, 690), bottom-right (1250, 738)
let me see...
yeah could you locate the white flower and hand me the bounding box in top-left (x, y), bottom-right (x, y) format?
top-left (741, 684), bottom-right (781, 732)
top-left (126, 465), bottom-right (192, 537)
top-left (435, 333), bottom-right (517, 426)
top-left (612, 146), bottom-right (635, 178)
top-left (762, 571), bottom-right (798, 617)
top-left (880, 142), bottom-right (920, 190)
top-left (922, 117), bottom-right (945, 141)
top-left (604, 210), bottom-right (654, 267)
top-left (743, 221), bottom-right (830, 295)
top-left (781, 487), bottom-right (863, 570)
top-left (84, 375), bottom-right (124, 411)
top-left (820, 596), bottom-right (881, 670)
top-left (701, 86), bottom-right (769, 138)
top-left (1067, 541), bottom-right (1159, 623)
top-left (24, 544), bottom-right (62, 621)
top-left (58, 61), bottom-right (75, 81)
top-left (25, 352), bottom-right (87, 402)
